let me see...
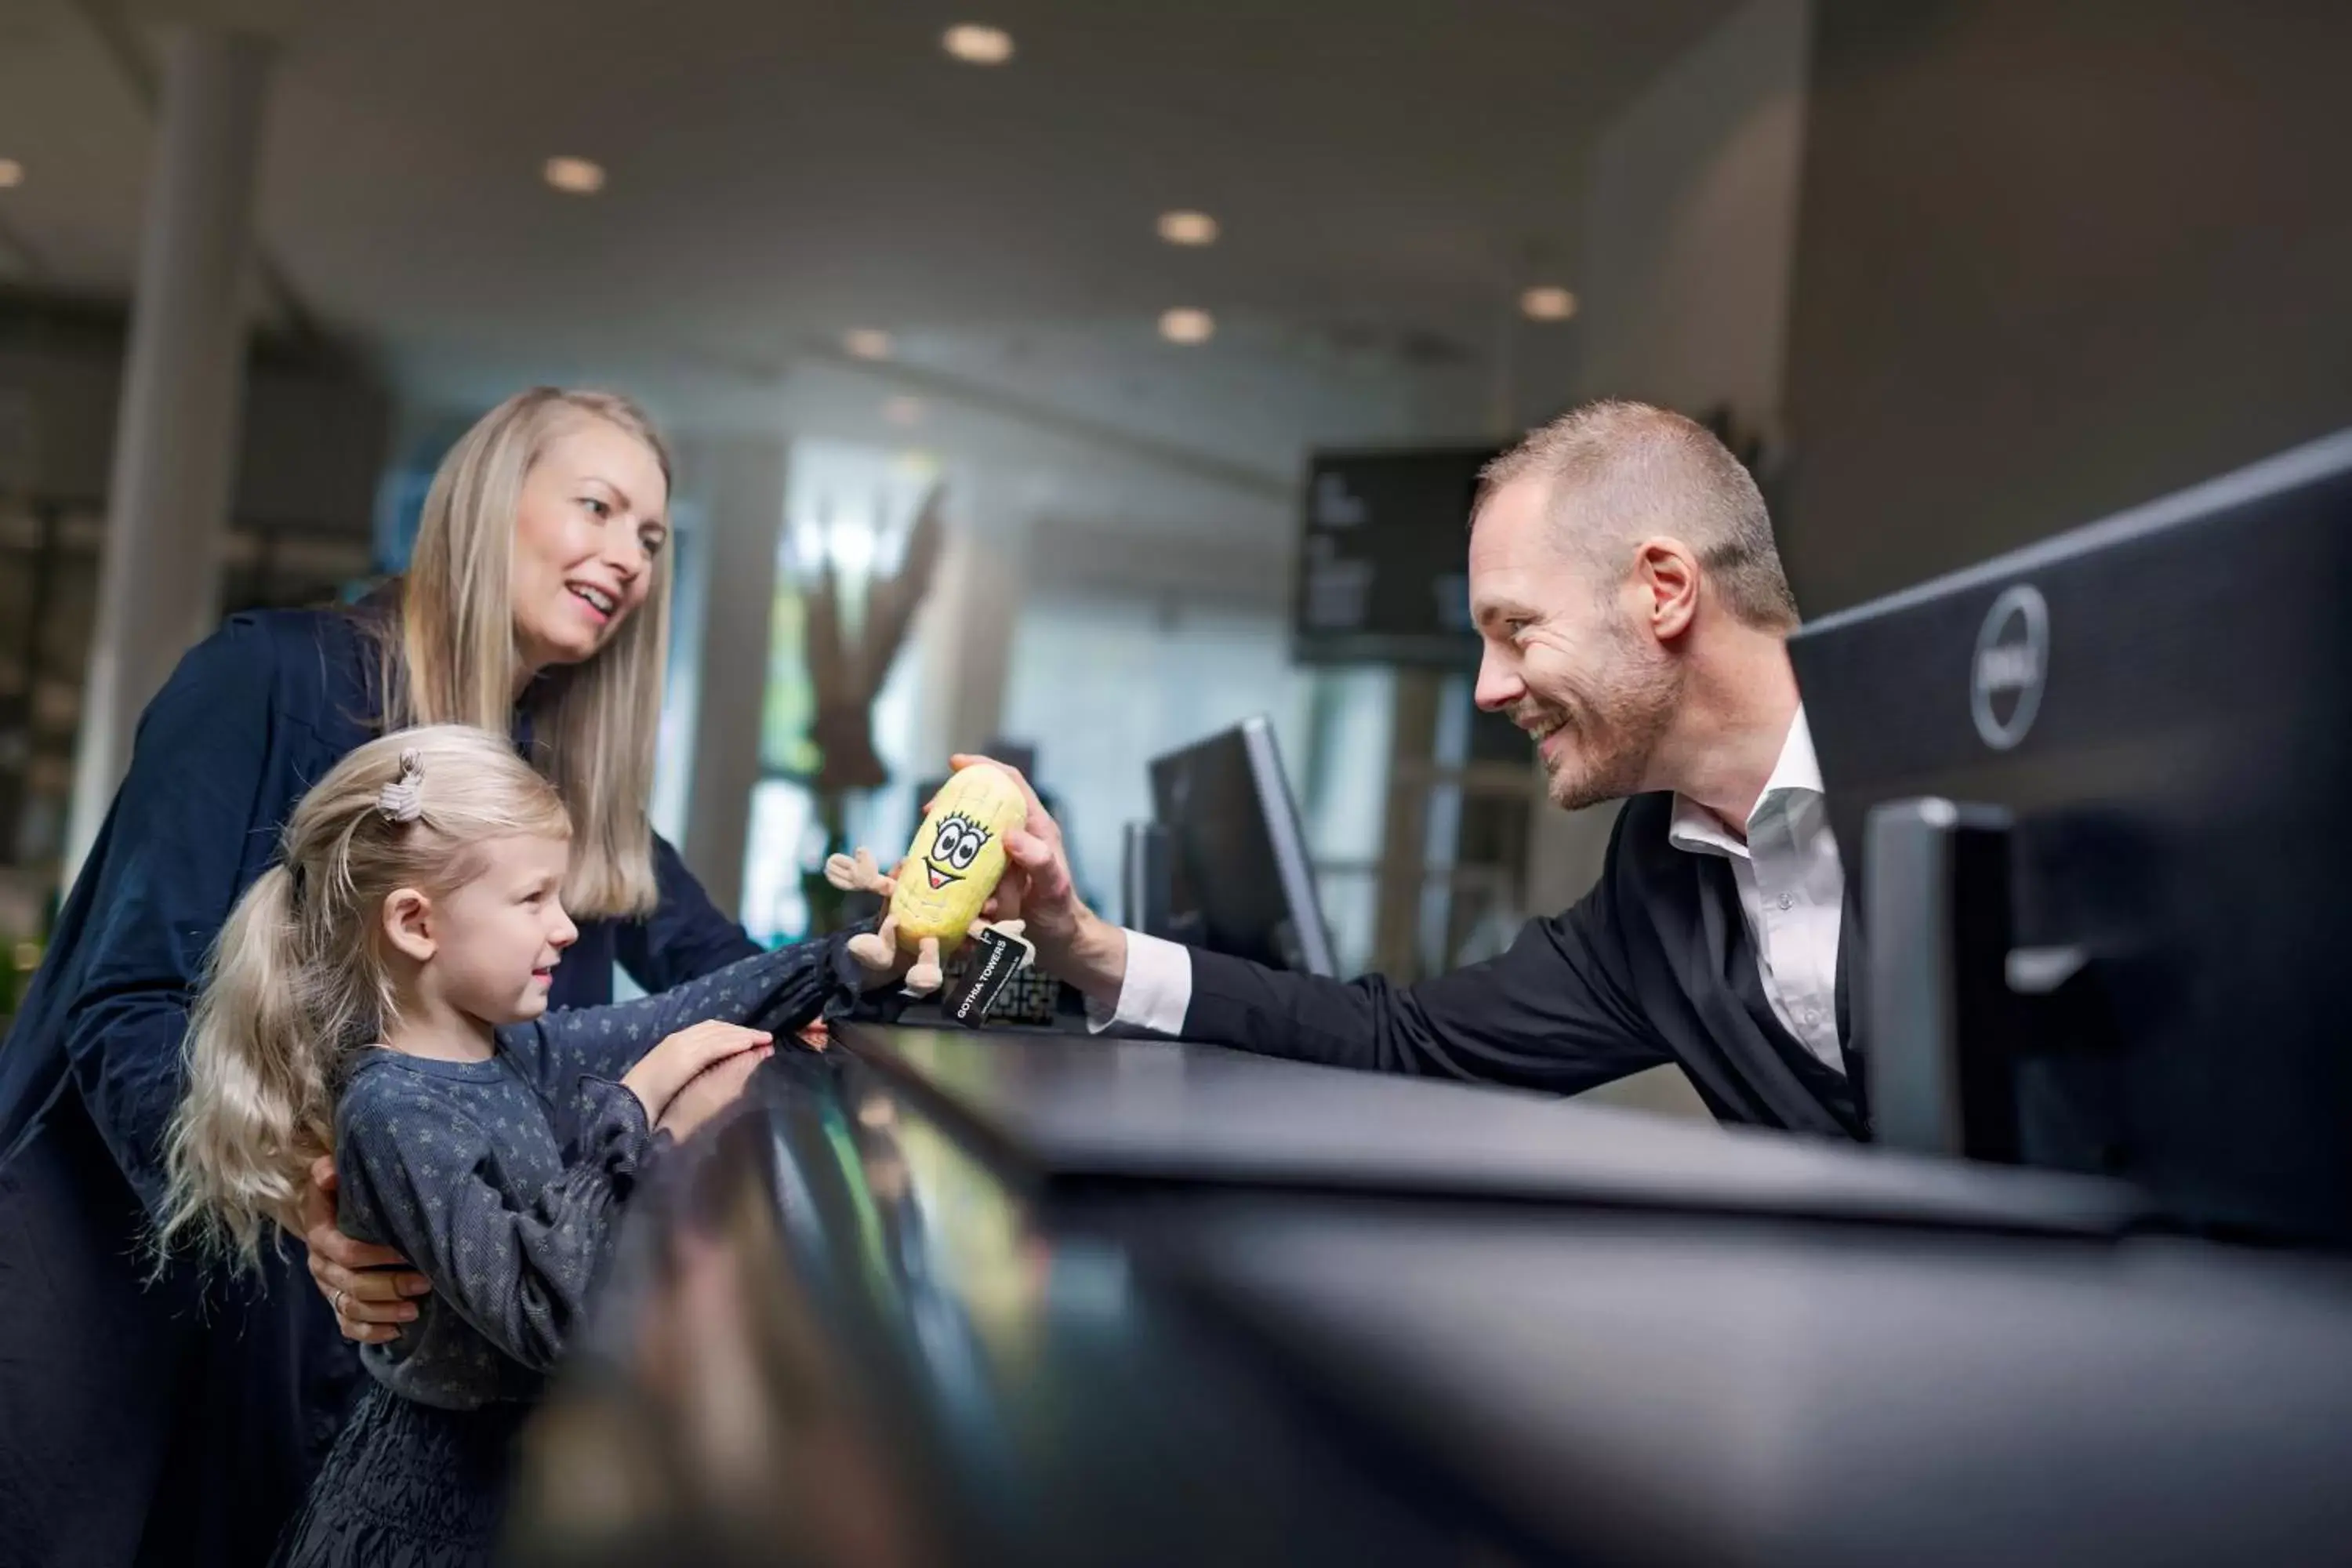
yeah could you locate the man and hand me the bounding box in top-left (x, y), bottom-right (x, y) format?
top-left (972, 400), bottom-right (1865, 1138)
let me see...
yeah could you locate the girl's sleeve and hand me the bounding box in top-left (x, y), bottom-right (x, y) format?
top-left (505, 937), bottom-right (869, 1089)
top-left (337, 1076), bottom-right (658, 1372)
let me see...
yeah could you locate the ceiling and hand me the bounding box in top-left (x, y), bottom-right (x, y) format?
top-left (0, 0), bottom-right (1735, 485)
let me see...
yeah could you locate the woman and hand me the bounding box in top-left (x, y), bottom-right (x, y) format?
top-left (0, 390), bottom-right (785, 1566)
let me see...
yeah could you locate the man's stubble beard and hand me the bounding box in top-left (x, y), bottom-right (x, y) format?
top-left (1537, 638), bottom-right (1682, 813)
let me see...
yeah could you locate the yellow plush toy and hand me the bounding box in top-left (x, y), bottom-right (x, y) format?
top-left (825, 763), bottom-right (1030, 994)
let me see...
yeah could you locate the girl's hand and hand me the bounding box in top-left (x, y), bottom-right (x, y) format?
top-left (656, 1044), bottom-right (775, 1143)
top-left (299, 1155), bottom-right (430, 1344)
top-left (622, 1021), bottom-right (773, 1122)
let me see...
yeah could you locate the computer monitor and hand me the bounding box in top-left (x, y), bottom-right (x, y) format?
top-left (1790, 427), bottom-right (2352, 1245)
top-left (1142, 716), bottom-right (1336, 977)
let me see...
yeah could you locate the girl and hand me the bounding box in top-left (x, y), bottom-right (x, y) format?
top-left (0, 389), bottom-right (778, 1565)
top-left (157, 726), bottom-right (857, 1566)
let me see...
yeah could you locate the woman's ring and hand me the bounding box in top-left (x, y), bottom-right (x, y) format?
top-left (332, 1287), bottom-right (349, 1318)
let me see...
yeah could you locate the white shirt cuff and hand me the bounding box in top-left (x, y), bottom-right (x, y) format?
top-left (1083, 929), bottom-right (1194, 1036)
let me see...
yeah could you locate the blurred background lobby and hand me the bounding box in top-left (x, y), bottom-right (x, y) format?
top-left (2, 0), bottom-right (2346, 1122)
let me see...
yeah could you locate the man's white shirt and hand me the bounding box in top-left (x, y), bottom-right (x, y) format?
top-left (1661, 707), bottom-right (1847, 1072)
top-left (1089, 707), bottom-right (1849, 1074)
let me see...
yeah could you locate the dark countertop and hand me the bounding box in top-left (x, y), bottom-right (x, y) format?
top-left (499, 1025), bottom-right (2352, 1568)
top-left (840, 1022), bottom-right (2147, 1231)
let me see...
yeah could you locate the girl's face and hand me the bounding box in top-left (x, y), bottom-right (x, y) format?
top-left (509, 418), bottom-right (670, 676)
top-left (416, 833), bottom-right (579, 1025)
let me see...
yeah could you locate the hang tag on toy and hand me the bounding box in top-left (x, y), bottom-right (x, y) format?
top-left (943, 926), bottom-right (1036, 1026)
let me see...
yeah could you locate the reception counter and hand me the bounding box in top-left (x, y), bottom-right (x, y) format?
top-left (499, 1024), bottom-right (2352, 1566)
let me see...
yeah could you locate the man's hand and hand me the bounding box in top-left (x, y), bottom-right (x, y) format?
top-left (301, 1156), bottom-right (429, 1345)
top-left (946, 753), bottom-right (1128, 1005)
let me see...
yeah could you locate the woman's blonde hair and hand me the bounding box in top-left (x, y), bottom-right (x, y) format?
top-left (379, 387), bottom-right (673, 920)
top-left (157, 725), bottom-right (572, 1271)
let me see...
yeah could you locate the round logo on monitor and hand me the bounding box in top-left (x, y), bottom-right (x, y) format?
top-left (1971, 583), bottom-right (2048, 751)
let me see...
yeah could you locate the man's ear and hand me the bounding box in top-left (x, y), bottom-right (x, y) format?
top-left (382, 887), bottom-right (436, 964)
top-left (1635, 538), bottom-right (1701, 642)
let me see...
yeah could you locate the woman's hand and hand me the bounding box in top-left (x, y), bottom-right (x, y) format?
top-left (622, 1021), bottom-right (774, 1123)
top-left (301, 1156), bottom-right (430, 1345)
top-left (656, 1043), bottom-right (775, 1143)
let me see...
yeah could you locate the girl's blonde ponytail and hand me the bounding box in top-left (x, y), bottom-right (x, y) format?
top-left (154, 725), bottom-right (572, 1274)
top-left (158, 864), bottom-right (332, 1268)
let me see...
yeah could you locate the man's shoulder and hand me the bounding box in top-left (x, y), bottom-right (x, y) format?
top-left (1523, 795), bottom-right (1678, 933)
top-left (1613, 791), bottom-right (1677, 836)
top-left (1555, 792), bottom-right (1686, 950)
top-left (1602, 792), bottom-right (1680, 876)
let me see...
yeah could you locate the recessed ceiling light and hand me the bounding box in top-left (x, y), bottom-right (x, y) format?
top-left (543, 156), bottom-right (605, 195)
top-left (0, 159), bottom-right (23, 190)
top-left (883, 395), bottom-right (925, 427)
top-left (942, 24), bottom-right (1014, 65)
top-left (1520, 285), bottom-right (1578, 321)
top-left (1156, 210), bottom-right (1219, 247)
top-left (1159, 308), bottom-right (1215, 346)
top-left (844, 328), bottom-right (894, 361)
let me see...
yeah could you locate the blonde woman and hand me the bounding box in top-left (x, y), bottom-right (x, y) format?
top-left (0, 390), bottom-right (816, 1566)
top-left (161, 727), bottom-right (841, 1566)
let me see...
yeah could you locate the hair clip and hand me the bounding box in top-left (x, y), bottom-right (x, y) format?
top-left (376, 749), bottom-right (425, 824)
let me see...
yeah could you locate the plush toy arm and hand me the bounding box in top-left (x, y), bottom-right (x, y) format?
top-left (846, 913), bottom-right (901, 975)
top-left (827, 848), bottom-right (904, 976)
top-left (823, 846), bottom-right (896, 897)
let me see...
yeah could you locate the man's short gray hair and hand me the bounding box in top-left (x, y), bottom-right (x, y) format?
top-left (1475, 400), bottom-right (1800, 630)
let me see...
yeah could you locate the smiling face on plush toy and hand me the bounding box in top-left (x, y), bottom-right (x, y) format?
top-left (920, 811), bottom-right (990, 890)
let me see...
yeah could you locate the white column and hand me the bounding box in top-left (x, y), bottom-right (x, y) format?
top-left (912, 471), bottom-right (1025, 763)
top-left (676, 434), bottom-right (787, 919)
top-left (65, 29), bottom-right (272, 881)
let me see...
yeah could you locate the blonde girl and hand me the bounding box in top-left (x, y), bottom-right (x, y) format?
top-left (162, 727), bottom-right (861, 1566)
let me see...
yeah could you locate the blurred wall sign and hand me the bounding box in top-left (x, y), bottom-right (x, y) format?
top-left (1293, 447), bottom-right (1496, 666)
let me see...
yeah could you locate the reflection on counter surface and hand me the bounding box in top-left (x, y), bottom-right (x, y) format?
top-left (502, 1027), bottom-right (2352, 1568)
top-left (501, 1036), bottom-right (1500, 1567)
